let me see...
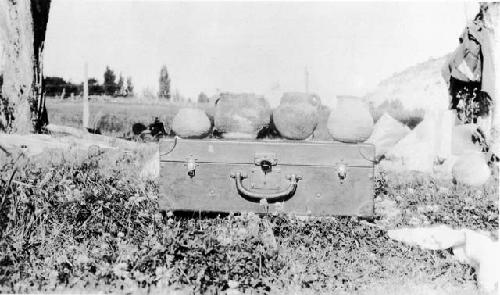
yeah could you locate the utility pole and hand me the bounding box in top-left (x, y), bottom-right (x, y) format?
top-left (83, 62), bottom-right (89, 129)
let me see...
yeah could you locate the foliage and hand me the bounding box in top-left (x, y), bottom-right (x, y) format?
top-left (88, 77), bottom-right (105, 96)
top-left (104, 66), bottom-right (118, 96)
top-left (43, 71), bottom-right (136, 99)
top-left (455, 87), bottom-right (492, 124)
top-left (369, 99), bottom-right (425, 129)
top-left (198, 92), bottom-right (209, 103)
top-left (374, 170), bottom-right (498, 233)
top-left (94, 113), bottom-right (127, 135)
top-left (126, 76), bottom-right (134, 97)
top-left (0, 148), bottom-right (497, 294)
top-left (116, 74), bottom-right (125, 96)
top-left (44, 76), bottom-right (85, 98)
top-left (158, 65), bottom-right (171, 100)
top-left (171, 89), bottom-right (185, 102)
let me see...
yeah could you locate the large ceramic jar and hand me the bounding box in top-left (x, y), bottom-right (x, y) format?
top-left (272, 92), bottom-right (321, 140)
top-left (172, 108), bottom-right (212, 139)
top-left (452, 152), bottom-right (490, 186)
top-left (214, 92), bottom-right (271, 139)
top-left (327, 95), bottom-right (374, 143)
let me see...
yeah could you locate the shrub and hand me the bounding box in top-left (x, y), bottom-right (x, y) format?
top-left (370, 99), bottom-right (425, 129)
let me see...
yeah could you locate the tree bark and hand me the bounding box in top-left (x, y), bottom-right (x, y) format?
top-left (0, 0), bottom-right (51, 134)
top-left (469, 3), bottom-right (500, 156)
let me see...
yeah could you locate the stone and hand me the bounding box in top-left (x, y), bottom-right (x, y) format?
top-left (366, 113), bottom-right (410, 158)
top-left (386, 110), bottom-right (456, 174)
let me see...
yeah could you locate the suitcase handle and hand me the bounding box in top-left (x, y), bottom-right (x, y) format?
top-left (230, 172), bottom-right (301, 203)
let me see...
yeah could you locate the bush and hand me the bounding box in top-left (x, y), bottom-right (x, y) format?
top-left (95, 113), bottom-right (126, 136)
top-left (370, 99), bottom-right (425, 129)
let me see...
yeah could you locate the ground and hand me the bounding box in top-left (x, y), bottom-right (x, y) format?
top-left (0, 144), bottom-right (497, 294)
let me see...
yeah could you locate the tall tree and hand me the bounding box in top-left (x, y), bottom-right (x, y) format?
top-left (126, 76), bottom-right (134, 97)
top-left (117, 74), bottom-right (124, 91)
top-left (0, 0), bottom-right (51, 133)
top-left (116, 73), bottom-right (125, 96)
top-left (197, 92), bottom-right (209, 103)
top-left (158, 65), bottom-right (171, 100)
top-left (103, 66), bottom-right (117, 96)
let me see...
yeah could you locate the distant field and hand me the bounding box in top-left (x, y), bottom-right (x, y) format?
top-left (46, 97), bottom-right (215, 137)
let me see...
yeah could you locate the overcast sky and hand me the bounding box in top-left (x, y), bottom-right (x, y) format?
top-left (43, 0), bottom-right (478, 106)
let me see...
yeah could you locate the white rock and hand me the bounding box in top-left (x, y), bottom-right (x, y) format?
top-left (388, 225), bottom-right (499, 292)
top-left (387, 225), bottom-right (465, 250)
top-left (366, 113), bottom-right (410, 158)
top-left (386, 111), bottom-right (441, 173)
top-left (452, 152), bottom-right (491, 186)
top-left (172, 108), bottom-right (212, 139)
top-left (385, 110), bottom-right (481, 175)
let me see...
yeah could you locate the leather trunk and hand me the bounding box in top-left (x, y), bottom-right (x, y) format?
top-left (159, 138), bottom-right (375, 216)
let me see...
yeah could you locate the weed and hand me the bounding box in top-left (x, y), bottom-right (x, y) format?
top-left (0, 149), bottom-right (497, 294)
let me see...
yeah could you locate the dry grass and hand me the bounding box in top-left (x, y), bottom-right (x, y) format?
top-left (0, 145), bottom-right (497, 294)
top-left (46, 98), bottom-right (215, 138)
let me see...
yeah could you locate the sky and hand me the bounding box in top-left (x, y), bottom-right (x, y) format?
top-left (43, 0), bottom-right (478, 107)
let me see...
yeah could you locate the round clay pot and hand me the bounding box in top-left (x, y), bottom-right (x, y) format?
top-left (272, 92), bottom-right (321, 140)
top-left (327, 96), bottom-right (374, 143)
top-left (214, 92), bottom-right (271, 139)
top-left (172, 108), bottom-right (212, 139)
top-left (452, 152), bottom-right (490, 186)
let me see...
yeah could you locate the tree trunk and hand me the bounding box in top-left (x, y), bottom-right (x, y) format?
top-left (0, 0), bottom-right (51, 134)
top-left (481, 3), bottom-right (500, 156)
top-left (469, 3), bottom-right (500, 156)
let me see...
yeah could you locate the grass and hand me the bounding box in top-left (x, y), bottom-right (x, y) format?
top-left (46, 97), bottom-right (215, 138)
top-left (0, 146), bottom-right (497, 294)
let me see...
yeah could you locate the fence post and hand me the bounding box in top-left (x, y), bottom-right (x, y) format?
top-left (83, 62), bottom-right (89, 129)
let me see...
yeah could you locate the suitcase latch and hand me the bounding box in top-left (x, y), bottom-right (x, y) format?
top-left (337, 163), bottom-right (347, 181)
top-left (254, 152), bottom-right (278, 172)
top-left (185, 155), bottom-right (198, 178)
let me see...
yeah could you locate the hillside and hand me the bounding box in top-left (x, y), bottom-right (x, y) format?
top-left (365, 54), bottom-right (452, 111)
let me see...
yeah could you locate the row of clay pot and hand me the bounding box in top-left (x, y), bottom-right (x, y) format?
top-left (171, 92), bottom-right (374, 142)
